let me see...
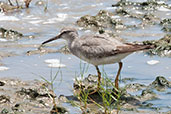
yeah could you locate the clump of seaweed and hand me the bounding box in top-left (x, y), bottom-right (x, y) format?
top-left (77, 10), bottom-right (125, 31)
top-left (0, 27), bottom-right (23, 40)
top-left (7, 0), bottom-right (32, 8)
top-left (143, 34), bottom-right (171, 57)
top-left (112, 0), bottom-right (171, 11)
top-left (0, 0), bottom-right (32, 12)
top-left (160, 19), bottom-right (171, 32)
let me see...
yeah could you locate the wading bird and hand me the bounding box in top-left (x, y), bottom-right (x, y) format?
top-left (40, 27), bottom-right (153, 92)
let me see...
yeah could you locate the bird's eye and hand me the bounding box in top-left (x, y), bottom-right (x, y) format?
top-left (60, 31), bottom-right (68, 35)
top-left (62, 30), bottom-right (74, 34)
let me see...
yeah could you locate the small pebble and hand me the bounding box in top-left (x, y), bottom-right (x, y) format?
top-left (147, 60), bottom-right (159, 65)
top-left (48, 63), bottom-right (66, 68)
top-left (45, 59), bottom-right (66, 68)
top-left (0, 66), bottom-right (9, 71)
top-left (45, 59), bottom-right (60, 64)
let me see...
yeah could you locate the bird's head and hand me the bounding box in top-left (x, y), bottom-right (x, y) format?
top-left (40, 27), bottom-right (78, 47)
top-left (58, 27), bottom-right (78, 41)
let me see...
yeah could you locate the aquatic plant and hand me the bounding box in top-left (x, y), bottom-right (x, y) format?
top-left (40, 67), bottom-right (64, 113)
top-left (99, 67), bottom-right (121, 114)
top-left (74, 62), bottom-right (90, 113)
top-left (7, 0), bottom-right (32, 8)
top-left (73, 63), bottom-right (121, 114)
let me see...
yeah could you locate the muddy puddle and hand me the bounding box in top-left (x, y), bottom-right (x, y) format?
top-left (0, 0), bottom-right (171, 113)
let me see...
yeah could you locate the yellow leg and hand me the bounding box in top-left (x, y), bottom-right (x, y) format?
top-left (89, 66), bottom-right (101, 95)
top-left (115, 62), bottom-right (123, 90)
top-left (95, 66), bottom-right (101, 91)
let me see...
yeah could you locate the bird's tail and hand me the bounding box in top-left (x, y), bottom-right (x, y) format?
top-left (128, 43), bottom-right (154, 51)
top-left (117, 43), bottom-right (154, 54)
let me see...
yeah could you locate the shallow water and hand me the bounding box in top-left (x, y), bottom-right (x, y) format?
top-left (0, 0), bottom-right (171, 113)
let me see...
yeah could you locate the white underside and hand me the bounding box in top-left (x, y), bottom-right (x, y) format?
top-left (78, 53), bottom-right (131, 66)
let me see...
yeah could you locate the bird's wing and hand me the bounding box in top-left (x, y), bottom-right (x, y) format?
top-left (73, 34), bottom-right (153, 59)
top-left (73, 34), bottom-right (127, 59)
top-left (80, 34), bottom-right (124, 46)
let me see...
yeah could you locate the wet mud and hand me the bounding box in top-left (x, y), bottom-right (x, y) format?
top-left (76, 0), bottom-right (171, 58)
top-left (143, 34), bottom-right (171, 57)
top-left (76, 0), bottom-right (170, 34)
top-left (0, 77), bottom-right (68, 114)
top-left (1, 76), bottom-right (170, 114)
top-left (66, 75), bottom-right (171, 113)
top-left (0, 0), bottom-right (170, 113)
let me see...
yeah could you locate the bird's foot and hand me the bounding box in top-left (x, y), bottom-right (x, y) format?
top-left (38, 44), bottom-right (44, 50)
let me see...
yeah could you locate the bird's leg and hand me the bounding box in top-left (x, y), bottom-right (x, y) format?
top-left (115, 62), bottom-right (123, 90)
top-left (95, 66), bottom-right (101, 91)
top-left (89, 66), bottom-right (101, 95)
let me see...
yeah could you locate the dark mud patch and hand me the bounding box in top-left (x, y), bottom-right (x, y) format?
top-left (76, 0), bottom-right (170, 34)
top-left (0, 27), bottom-right (23, 40)
top-left (0, 78), bottom-right (67, 114)
top-left (0, 0), bottom-right (32, 12)
top-left (160, 19), bottom-right (171, 32)
top-left (112, 0), bottom-right (171, 11)
top-left (26, 43), bottom-right (70, 56)
top-left (0, 1), bottom-right (18, 12)
top-left (125, 83), bottom-right (147, 92)
top-left (121, 77), bottom-right (137, 83)
top-left (148, 76), bottom-right (171, 91)
top-left (143, 34), bottom-right (171, 57)
top-left (26, 47), bottom-right (60, 56)
top-left (76, 9), bottom-right (160, 34)
top-left (77, 10), bottom-right (126, 32)
top-left (0, 27), bottom-right (35, 41)
top-left (60, 75), bottom-right (171, 113)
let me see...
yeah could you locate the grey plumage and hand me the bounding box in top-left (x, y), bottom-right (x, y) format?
top-left (69, 34), bottom-right (152, 60)
top-left (40, 27), bottom-right (154, 91)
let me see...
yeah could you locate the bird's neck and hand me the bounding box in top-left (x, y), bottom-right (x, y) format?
top-left (67, 33), bottom-right (78, 45)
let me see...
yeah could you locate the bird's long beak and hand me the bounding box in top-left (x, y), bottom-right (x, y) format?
top-left (42, 34), bottom-right (61, 45)
top-left (38, 34), bottom-right (61, 50)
